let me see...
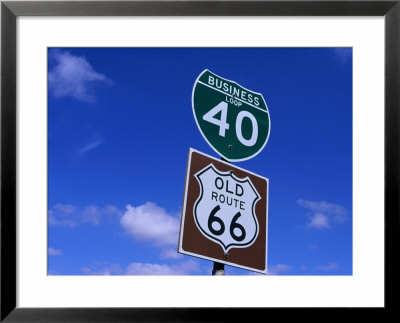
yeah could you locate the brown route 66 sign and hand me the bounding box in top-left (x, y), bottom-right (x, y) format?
top-left (178, 148), bottom-right (269, 274)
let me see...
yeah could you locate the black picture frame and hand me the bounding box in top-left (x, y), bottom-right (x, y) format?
top-left (1, 0), bottom-right (399, 321)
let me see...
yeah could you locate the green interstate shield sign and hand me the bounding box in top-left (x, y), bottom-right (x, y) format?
top-left (192, 69), bottom-right (270, 162)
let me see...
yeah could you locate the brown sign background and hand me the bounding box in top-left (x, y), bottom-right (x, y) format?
top-left (178, 148), bottom-right (268, 274)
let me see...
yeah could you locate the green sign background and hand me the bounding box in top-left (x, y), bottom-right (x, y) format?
top-left (192, 69), bottom-right (271, 162)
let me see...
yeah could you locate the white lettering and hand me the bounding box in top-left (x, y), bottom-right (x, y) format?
top-left (236, 111), bottom-right (258, 146)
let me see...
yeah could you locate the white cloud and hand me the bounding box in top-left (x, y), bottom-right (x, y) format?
top-left (81, 205), bottom-right (121, 225)
top-left (78, 138), bottom-right (102, 155)
top-left (81, 262), bottom-right (123, 275)
top-left (125, 260), bottom-right (200, 275)
top-left (48, 203), bottom-right (121, 227)
top-left (120, 202), bottom-right (180, 247)
top-left (81, 260), bottom-right (200, 276)
top-left (50, 201), bottom-right (183, 260)
top-left (297, 199), bottom-right (347, 219)
top-left (297, 199), bottom-right (348, 229)
top-left (48, 248), bottom-right (63, 256)
top-left (160, 248), bottom-right (184, 260)
top-left (267, 264), bottom-right (293, 275)
top-left (48, 203), bottom-right (78, 227)
top-left (313, 262), bottom-right (339, 272)
top-left (307, 212), bottom-right (330, 229)
top-left (49, 50), bottom-right (111, 102)
top-left (333, 48), bottom-right (352, 64)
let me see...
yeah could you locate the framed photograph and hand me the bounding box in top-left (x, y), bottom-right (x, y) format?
top-left (1, 0), bottom-right (399, 321)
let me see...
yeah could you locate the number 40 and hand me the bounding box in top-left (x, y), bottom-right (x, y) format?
top-left (202, 101), bottom-right (258, 147)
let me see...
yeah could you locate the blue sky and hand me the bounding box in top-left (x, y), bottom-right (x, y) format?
top-left (48, 47), bottom-right (352, 275)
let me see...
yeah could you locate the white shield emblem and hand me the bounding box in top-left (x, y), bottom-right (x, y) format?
top-left (194, 163), bottom-right (260, 253)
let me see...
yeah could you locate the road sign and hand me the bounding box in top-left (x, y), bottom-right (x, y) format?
top-left (178, 148), bottom-right (268, 274)
top-left (192, 69), bottom-right (270, 162)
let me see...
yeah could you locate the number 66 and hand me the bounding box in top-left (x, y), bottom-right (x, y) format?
top-left (208, 205), bottom-right (246, 242)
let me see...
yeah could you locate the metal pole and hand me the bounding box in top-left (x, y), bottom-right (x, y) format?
top-left (211, 156), bottom-right (231, 276)
top-left (212, 261), bottom-right (225, 276)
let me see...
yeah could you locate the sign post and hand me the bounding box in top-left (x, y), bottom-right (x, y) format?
top-left (212, 262), bottom-right (225, 276)
top-left (178, 148), bottom-right (269, 274)
top-left (179, 70), bottom-right (270, 274)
